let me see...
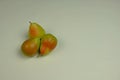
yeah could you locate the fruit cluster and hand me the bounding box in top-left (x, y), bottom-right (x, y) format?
top-left (21, 22), bottom-right (57, 57)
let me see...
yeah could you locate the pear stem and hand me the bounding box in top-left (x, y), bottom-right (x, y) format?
top-left (29, 21), bottom-right (32, 24)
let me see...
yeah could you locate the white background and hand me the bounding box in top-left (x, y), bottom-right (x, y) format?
top-left (0, 0), bottom-right (120, 80)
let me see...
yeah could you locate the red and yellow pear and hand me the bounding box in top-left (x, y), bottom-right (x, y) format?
top-left (29, 22), bottom-right (45, 38)
top-left (21, 38), bottom-right (40, 57)
top-left (40, 34), bottom-right (57, 56)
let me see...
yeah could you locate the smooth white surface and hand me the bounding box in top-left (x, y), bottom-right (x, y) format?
top-left (0, 0), bottom-right (120, 80)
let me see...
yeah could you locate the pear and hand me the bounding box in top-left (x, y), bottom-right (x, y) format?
top-left (40, 34), bottom-right (57, 56)
top-left (21, 38), bottom-right (40, 57)
top-left (29, 22), bottom-right (45, 38)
